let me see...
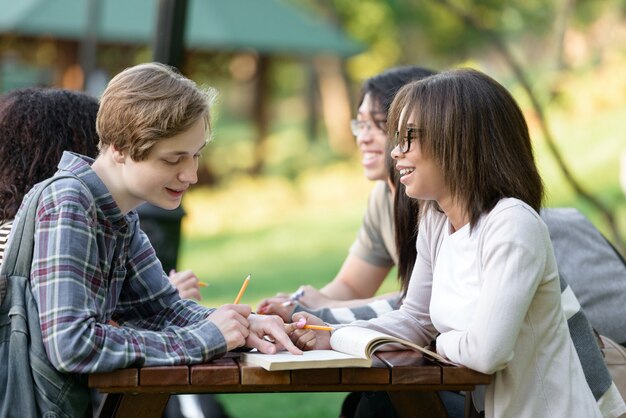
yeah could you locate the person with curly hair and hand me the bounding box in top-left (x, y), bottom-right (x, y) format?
top-left (0, 87), bottom-right (100, 264)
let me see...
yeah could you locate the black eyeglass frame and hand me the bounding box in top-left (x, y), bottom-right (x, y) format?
top-left (394, 127), bottom-right (418, 153)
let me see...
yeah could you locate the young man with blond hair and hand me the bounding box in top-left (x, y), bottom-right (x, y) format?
top-left (18, 62), bottom-right (300, 382)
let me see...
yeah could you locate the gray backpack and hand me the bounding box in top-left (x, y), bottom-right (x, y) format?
top-left (541, 208), bottom-right (626, 345)
top-left (0, 175), bottom-right (91, 418)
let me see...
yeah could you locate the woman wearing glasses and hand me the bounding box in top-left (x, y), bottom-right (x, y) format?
top-left (258, 66), bottom-right (435, 323)
top-left (291, 69), bottom-right (614, 418)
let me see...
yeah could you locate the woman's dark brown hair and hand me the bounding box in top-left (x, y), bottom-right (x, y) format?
top-left (360, 66), bottom-right (437, 293)
top-left (386, 148), bottom-right (421, 294)
top-left (388, 68), bottom-right (544, 228)
top-left (0, 88), bottom-right (100, 222)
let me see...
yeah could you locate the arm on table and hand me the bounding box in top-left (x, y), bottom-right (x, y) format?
top-left (258, 255), bottom-right (393, 321)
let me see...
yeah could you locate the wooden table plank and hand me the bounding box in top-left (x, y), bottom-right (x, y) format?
top-left (238, 360), bottom-right (291, 385)
top-left (104, 393), bottom-right (170, 418)
top-left (89, 352), bottom-right (489, 418)
top-left (89, 368), bottom-right (139, 389)
top-left (291, 368), bottom-right (341, 385)
top-left (377, 351), bottom-right (442, 385)
top-left (139, 365), bottom-right (189, 386)
top-left (191, 357), bottom-right (240, 386)
top-left (341, 356), bottom-right (390, 384)
top-left (441, 365), bottom-right (491, 385)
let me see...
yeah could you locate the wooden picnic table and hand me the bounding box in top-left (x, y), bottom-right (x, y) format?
top-left (89, 350), bottom-right (490, 418)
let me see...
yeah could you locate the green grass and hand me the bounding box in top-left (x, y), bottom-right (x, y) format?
top-left (180, 209), bottom-right (363, 307)
top-left (216, 392), bottom-right (349, 418)
top-left (180, 184), bottom-right (401, 306)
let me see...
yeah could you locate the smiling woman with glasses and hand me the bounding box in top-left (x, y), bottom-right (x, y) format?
top-left (380, 68), bottom-right (609, 418)
top-left (350, 119), bottom-right (387, 137)
top-left (257, 65), bottom-right (436, 319)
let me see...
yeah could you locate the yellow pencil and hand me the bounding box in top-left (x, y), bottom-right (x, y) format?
top-left (303, 325), bottom-right (334, 331)
top-left (198, 281), bottom-right (209, 288)
top-left (233, 274), bottom-right (251, 304)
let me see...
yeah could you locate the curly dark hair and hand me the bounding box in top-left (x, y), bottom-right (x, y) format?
top-left (0, 88), bottom-right (99, 222)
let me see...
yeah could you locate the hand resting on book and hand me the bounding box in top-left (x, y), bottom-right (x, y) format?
top-left (247, 314), bottom-right (304, 354)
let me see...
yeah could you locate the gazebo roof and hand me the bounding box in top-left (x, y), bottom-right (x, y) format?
top-left (0, 0), bottom-right (362, 56)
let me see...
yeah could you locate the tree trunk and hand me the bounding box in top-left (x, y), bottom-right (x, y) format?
top-left (314, 55), bottom-right (354, 155)
top-left (249, 54), bottom-right (272, 176)
top-left (305, 58), bottom-right (320, 143)
top-left (549, 0), bottom-right (576, 101)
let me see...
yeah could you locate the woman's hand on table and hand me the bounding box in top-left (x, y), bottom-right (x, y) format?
top-left (256, 285), bottom-right (335, 321)
top-left (287, 313), bottom-right (332, 351)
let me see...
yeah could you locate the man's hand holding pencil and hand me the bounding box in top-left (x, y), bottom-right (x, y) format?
top-left (207, 274), bottom-right (333, 355)
top-left (207, 304), bottom-right (252, 351)
top-left (209, 274), bottom-right (303, 355)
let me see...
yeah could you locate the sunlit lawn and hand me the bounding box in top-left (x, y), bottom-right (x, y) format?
top-left (215, 392), bottom-right (349, 418)
top-left (178, 162), bottom-right (396, 307)
top-left (181, 208), bottom-right (362, 307)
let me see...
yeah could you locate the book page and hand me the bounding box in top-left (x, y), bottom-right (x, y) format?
top-left (330, 327), bottom-right (392, 358)
top-left (331, 326), bottom-right (455, 366)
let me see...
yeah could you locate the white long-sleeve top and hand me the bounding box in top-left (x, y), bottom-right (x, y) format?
top-left (351, 198), bottom-right (601, 418)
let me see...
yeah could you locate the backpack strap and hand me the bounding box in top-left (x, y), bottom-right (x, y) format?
top-left (0, 174), bottom-right (87, 302)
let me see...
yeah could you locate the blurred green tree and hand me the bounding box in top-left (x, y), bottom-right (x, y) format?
top-left (426, 0), bottom-right (624, 251)
top-left (303, 0), bottom-right (625, 251)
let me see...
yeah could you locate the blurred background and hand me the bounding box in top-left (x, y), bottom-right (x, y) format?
top-left (1, 0), bottom-right (625, 416)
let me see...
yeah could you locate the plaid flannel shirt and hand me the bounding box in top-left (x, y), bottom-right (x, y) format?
top-left (17, 152), bottom-right (226, 374)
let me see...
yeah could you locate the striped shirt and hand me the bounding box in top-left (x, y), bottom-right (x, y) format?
top-left (294, 294), bottom-right (402, 323)
top-left (0, 220), bottom-right (13, 267)
top-left (17, 151), bottom-right (226, 374)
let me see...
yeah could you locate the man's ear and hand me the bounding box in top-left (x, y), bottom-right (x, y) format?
top-left (111, 144), bottom-right (127, 164)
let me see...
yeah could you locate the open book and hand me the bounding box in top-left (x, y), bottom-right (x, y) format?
top-left (241, 326), bottom-right (454, 371)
